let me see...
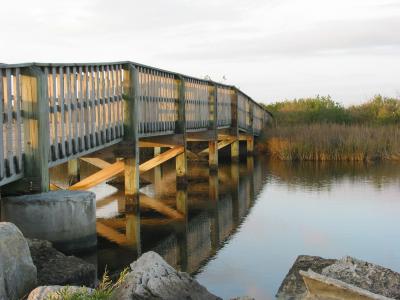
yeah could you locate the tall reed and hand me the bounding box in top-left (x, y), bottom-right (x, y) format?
top-left (264, 124), bottom-right (400, 161)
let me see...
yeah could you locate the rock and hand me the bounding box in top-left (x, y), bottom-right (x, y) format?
top-left (321, 256), bottom-right (400, 299)
top-left (0, 222), bottom-right (37, 300)
top-left (230, 297), bottom-right (255, 300)
top-left (111, 251), bottom-right (221, 300)
top-left (27, 238), bottom-right (96, 287)
top-left (1, 190), bottom-right (97, 253)
top-left (276, 255), bottom-right (336, 299)
top-left (27, 285), bottom-right (93, 300)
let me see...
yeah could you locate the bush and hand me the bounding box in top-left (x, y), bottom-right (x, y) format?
top-left (262, 95), bottom-right (400, 125)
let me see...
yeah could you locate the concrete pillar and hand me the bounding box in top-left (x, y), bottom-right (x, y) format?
top-left (1, 191), bottom-right (97, 253)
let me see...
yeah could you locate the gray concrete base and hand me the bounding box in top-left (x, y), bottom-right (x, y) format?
top-left (1, 191), bottom-right (97, 254)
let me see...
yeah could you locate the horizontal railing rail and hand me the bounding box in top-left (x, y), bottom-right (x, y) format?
top-left (0, 61), bottom-right (271, 187)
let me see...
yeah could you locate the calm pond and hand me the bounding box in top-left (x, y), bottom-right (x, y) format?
top-left (51, 156), bottom-right (400, 299)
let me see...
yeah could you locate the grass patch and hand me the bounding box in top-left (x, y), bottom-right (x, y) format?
top-left (46, 268), bottom-right (128, 300)
top-left (264, 124), bottom-right (400, 161)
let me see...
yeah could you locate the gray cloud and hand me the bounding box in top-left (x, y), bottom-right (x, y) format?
top-left (0, 0), bottom-right (399, 104)
top-left (159, 16), bottom-right (400, 61)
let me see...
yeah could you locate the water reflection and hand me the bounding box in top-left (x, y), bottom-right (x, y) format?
top-left (48, 156), bottom-right (266, 278)
top-left (266, 159), bottom-right (400, 191)
top-left (50, 157), bottom-right (400, 298)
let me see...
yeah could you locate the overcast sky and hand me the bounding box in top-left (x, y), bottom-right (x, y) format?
top-left (1, 0), bottom-right (399, 105)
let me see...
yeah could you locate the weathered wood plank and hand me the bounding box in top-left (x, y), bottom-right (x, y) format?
top-left (140, 146), bottom-right (184, 173)
top-left (68, 160), bottom-right (124, 190)
top-left (80, 157), bottom-right (112, 169)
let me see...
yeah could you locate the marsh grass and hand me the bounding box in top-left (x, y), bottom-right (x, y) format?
top-left (265, 124), bottom-right (400, 161)
top-left (46, 268), bottom-right (129, 300)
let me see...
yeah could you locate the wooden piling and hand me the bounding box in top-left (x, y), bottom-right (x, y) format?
top-left (120, 64), bottom-right (140, 204)
top-left (68, 159), bottom-right (80, 186)
top-left (175, 75), bottom-right (187, 189)
top-left (208, 83), bottom-right (219, 172)
top-left (247, 135), bottom-right (254, 155)
top-left (8, 67), bottom-right (50, 193)
top-left (231, 88), bottom-right (240, 162)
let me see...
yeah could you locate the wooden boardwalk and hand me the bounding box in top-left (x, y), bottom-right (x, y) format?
top-left (0, 62), bottom-right (271, 196)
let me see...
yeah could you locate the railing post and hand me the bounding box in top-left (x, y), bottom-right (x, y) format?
top-left (247, 102), bottom-right (254, 155)
top-left (7, 66), bottom-right (50, 194)
top-left (230, 88), bottom-right (239, 162)
top-left (208, 83), bottom-right (218, 172)
top-left (175, 75), bottom-right (187, 189)
top-left (119, 64), bottom-right (140, 213)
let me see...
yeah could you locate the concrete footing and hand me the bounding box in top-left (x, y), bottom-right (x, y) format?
top-left (1, 191), bottom-right (97, 254)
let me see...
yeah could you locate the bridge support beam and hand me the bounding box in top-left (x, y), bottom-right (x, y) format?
top-left (247, 135), bottom-right (254, 155)
top-left (208, 141), bottom-right (218, 173)
top-left (208, 83), bottom-right (219, 172)
top-left (209, 171), bottom-right (220, 250)
top-left (153, 147), bottom-right (162, 195)
top-left (231, 140), bottom-right (240, 162)
top-left (175, 75), bottom-right (187, 189)
top-left (120, 64), bottom-right (140, 210)
top-left (231, 88), bottom-right (240, 162)
top-left (68, 159), bottom-right (80, 186)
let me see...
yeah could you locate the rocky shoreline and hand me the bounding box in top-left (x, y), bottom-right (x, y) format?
top-left (1, 221), bottom-right (400, 300)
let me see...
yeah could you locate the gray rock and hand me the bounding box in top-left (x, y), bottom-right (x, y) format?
top-left (27, 285), bottom-right (93, 300)
top-left (111, 251), bottom-right (221, 300)
top-left (276, 255), bottom-right (336, 299)
top-left (0, 222), bottom-right (37, 300)
top-left (27, 238), bottom-right (96, 287)
top-left (322, 256), bottom-right (400, 299)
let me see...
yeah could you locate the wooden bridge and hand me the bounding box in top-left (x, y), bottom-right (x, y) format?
top-left (0, 62), bottom-right (271, 199)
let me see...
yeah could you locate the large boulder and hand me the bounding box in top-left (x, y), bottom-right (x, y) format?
top-left (27, 285), bottom-right (93, 300)
top-left (0, 222), bottom-right (37, 300)
top-left (321, 256), bottom-right (400, 299)
top-left (112, 251), bottom-right (221, 300)
top-left (276, 255), bottom-right (336, 299)
top-left (27, 239), bottom-right (96, 287)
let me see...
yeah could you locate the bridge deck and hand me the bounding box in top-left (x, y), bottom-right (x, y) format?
top-left (0, 62), bottom-right (271, 190)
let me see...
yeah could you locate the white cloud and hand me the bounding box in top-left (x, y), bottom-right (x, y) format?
top-left (0, 0), bottom-right (399, 104)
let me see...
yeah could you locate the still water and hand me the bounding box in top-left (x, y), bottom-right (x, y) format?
top-left (51, 157), bottom-right (400, 299)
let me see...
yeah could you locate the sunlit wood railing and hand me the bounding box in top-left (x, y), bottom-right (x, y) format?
top-left (0, 61), bottom-right (270, 187)
top-left (0, 67), bottom-right (24, 185)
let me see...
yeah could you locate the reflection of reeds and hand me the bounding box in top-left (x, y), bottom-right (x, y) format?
top-left (263, 124), bottom-right (400, 161)
top-left (266, 158), bottom-right (400, 189)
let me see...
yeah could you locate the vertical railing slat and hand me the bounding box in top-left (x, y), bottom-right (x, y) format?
top-left (5, 69), bottom-right (15, 176)
top-left (59, 67), bottom-right (66, 157)
top-left (14, 68), bottom-right (23, 172)
top-left (0, 69), bottom-right (4, 179)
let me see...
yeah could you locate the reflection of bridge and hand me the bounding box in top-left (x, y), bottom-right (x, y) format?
top-left (0, 62), bottom-right (270, 195)
top-left (94, 157), bottom-right (266, 275)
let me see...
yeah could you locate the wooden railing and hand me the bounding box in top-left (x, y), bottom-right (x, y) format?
top-left (0, 62), bottom-right (270, 187)
top-left (0, 67), bottom-right (24, 185)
